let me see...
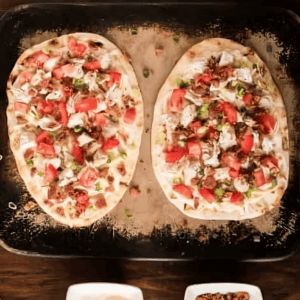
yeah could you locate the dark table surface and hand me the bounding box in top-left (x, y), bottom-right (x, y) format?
top-left (1, 0), bottom-right (300, 300)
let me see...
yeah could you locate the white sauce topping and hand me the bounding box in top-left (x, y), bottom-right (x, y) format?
top-left (19, 132), bottom-right (37, 153)
top-left (236, 68), bottom-right (253, 84)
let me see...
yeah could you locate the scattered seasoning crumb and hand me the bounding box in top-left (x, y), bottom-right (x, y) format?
top-left (124, 208), bottom-right (133, 220)
top-left (155, 47), bottom-right (163, 56)
top-left (24, 201), bottom-right (37, 211)
top-left (147, 188), bottom-right (151, 194)
top-left (139, 159), bottom-right (144, 163)
top-left (131, 29), bottom-right (138, 35)
top-left (145, 128), bottom-right (149, 133)
top-left (146, 113), bottom-right (150, 118)
top-left (143, 67), bottom-right (150, 78)
top-left (183, 219), bottom-right (188, 227)
top-left (8, 202), bottom-right (17, 210)
top-left (172, 34), bottom-right (180, 43)
top-left (129, 186), bottom-right (141, 199)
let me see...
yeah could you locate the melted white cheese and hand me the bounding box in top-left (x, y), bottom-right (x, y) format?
top-left (220, 88), bottom-right (236, 103)
top-left (10, 87), bottom-right (31, 104)
top-left (181, 58), bottom-right (207, 80)
top-left (67, 112), bottom-right (85, 128)
top-left (38, 116), bottom-right (62, 131)
top-left (46, 89), bottom-right (62, 100)
top-left (83, 71), bottom-right (98, 91)
top-left (184, 162), bottom-right (199, 185)
top-left (19, 132), bottom-right (37, 153)
top-left (214, 167), bottom-right (230, 181)
top-left (43, 56), bottom-right (60, 72)
top-left (105, 84), bottom-right (122, 105)
top-left (78, 132), bottom-right (94, 147)
top-left (262, 137), bottom-right (274, 153)
top-left (100, 53), bottom-right (111, 70)
top-left (180, 104), bottom-right (196, 128)
top-left (234, 177), bottom-right (249, 192)
top-left (219, 51), bottom-right (235, 67)
top-left (219, 124), bottom-right (237, 150)
top-left (102, 121), bottom-right (119, 138)
top-left (236, 68), bottom-right (253, 84)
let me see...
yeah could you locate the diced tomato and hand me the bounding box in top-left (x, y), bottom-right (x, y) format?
top-left (44, 164), bottom-right (58, 183)
top-left (36, 143), bottom-right (56, 158)
top-left (37, 99), bottom-right (53, 115)
top-left (240, 134), bottom-right (254, 154)
top-left (75, 191), bottom-right (89, 209)
top-left (102, 138), bottom-right (120, 151)
top-left (75, 97), bottom-right (98, 112)
top-left (14, 102), bottom-right (29, 114)
top-left (95, 113), bottom-right (108, 126)
top-left (189, 120), bottom-right (201, 133)
top-left (67, 38), bottom-right (87, 58)
top-left (261, 156), bottom-right (279, 171)
top-left (72, 140), bottom-right (84, 165)
top-left (173, 184), bottom-right (193, 199)
top-left (123, 108), bottom-right (136, 124)
top-left (243, 93), bottom-right (253, 106)
top-left (195, 73), bottom-right (213, 86)
top-left (19, 71), bottom-right (33, 85)
top-left (107, 72), bottom-right (122, 88)
top-left (27, 50), bottom-right (49, 68)
top-left (224, 66), bottom-right (234, 78)
top-left (52, 66), bottom-right (64, 80)
top-left (258, 113), bottom-right (277, 135)
top-left (168, 89), bottom-right (186, 112)
top-left (199, 187), bottom-right (216, 203)
top-left (79, 167), bottom-right (98, 187)
top-left (218, 102), bottom-right (237, 124)
top-left (36, 131), bottom-right (53, 145)
top-left (58, 101), bottom-right (68, 126)
top-left (229, 168), bottom-right (240, 178)
top-left (253, 169), bottom-right (266, 187)
top-left (165, 146), bottom-right (187, 163)
top-left (62, 64), bottom-right (75, 75)
top-left (187, 139), bottom-right (201, 156)
top-left (230, 192), bottom-right (244, 205)
top-left (83, 60), bottom-right (101, 70)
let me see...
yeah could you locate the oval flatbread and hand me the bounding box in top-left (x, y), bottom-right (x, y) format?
top-left (152, 38), bottom-right (289, 220)
top-left (7, 32), bottom-right (144, 227)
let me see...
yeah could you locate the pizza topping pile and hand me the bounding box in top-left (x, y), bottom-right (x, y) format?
top-left (196, 291), bottom-right (249, 300)
top-left (155, 51), bottom-right (282, 212)
top-left (10, 37), bottom-right (139, 219)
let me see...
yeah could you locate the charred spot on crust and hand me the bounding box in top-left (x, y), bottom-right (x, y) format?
top-left (94, 41), bottom-right (103, 48)
top-left (49, 39), bottom-right (59, 46)
top-left (10, 74), bottom-right (17, 85)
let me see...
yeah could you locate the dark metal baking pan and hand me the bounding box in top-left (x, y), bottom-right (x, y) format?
top-left (0, 2), bottom-right (300, 261)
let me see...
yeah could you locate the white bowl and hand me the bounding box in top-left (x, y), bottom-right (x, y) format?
top-left (66, 283), bottom-right (144, 300)
top-left (184, 283), bottom-right (263, 300)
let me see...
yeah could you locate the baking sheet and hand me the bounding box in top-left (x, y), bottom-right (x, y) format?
top-left (0, 3), bottom-right (300, 261)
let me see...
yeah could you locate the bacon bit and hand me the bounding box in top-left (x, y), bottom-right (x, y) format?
top-left (95, 194), bottom-right (107, 209)
top-left (191, 178), bottom-right (200, 186)
top-left (24, 148), bottom-right (34, 161)
top-left (117, 163), bottom-right (126, 176)
top-left (48, 185), bottom-right (60, 200)
top-left (24, 201), bottom-right (37, 211)
top-left (55, 207), bottom-right (64, 216)
top-left (30, 167), bottom-right (37, 177)
top-left (107, 175), bottom-right (114, 183)
top-left (64, 183), bottom-right (74, 196)
top-left (44, 199), bottom-right (54, 207)
top-left (202, 176), bottom-right (217, 189)
top-left (194, 197), bottom-right (200, 209)
top-left (129, 186), bottom-right (141, 199)
top-left (147, 188), bottom-right (151, 195)
top-left (98, 167), bottom-right (109, 178)
top-left (105, 184), bottom-right (115, 192)
top-left (139, 159), bottom-right (144, 163)
top-left (17, 116), bottom-right (27, 124)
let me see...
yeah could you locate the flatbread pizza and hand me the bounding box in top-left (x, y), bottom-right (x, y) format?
top-left (7, 32), bottom-right (144, 227)
top-left (152, 38), bottom-right (289, 220)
